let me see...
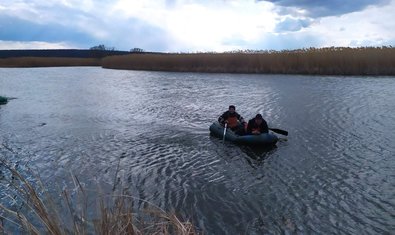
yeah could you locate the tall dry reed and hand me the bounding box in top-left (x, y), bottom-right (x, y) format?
top-left (102, 47), bottom-right (395, 75)
top-left (2, 47), bottom-right (393, 75)
top-left (0, 160), bottom-right (199, 235)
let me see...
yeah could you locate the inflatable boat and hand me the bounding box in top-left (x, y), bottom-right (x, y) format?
top-left (209, 121), bottom-right (278, 146)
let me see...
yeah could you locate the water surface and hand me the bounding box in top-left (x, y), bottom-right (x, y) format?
top-left (1, 67), bottom-right (394, 234)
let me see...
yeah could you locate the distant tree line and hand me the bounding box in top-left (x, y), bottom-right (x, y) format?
top-left (130, 48), bottom-right (144, 53)
top-left (90, 45), bottom-right (145, 53)
top-left (90, 44), bottom-right (115, 51)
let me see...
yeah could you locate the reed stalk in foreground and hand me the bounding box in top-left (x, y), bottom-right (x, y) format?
top-left (0, 160), bottom-right (199, 235)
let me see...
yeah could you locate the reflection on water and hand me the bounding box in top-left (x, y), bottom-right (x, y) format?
top-left (1, 67), bottom-right (394, 234)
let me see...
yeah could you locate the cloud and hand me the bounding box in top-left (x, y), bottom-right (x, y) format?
top-left (254, 33), bottom-right (323, 51)
top-left (274, 17), bottom-right (313, 32)
top-left (99, 17), bottom-right (177, 52)
top-left (109, 0), bottom-right (277, 51)
top-left (305, 1), bottom-right (395, 48)
top-left (0, 15), bottom-right (97, 45)
top-left (0, 0), bottom-right (177, 51)
top-left (260, 0), bottom-right (391, 17)
top-left (0, 40), bottom-right (73, 49)
top-left (0, 0), bottom-right (394, 51)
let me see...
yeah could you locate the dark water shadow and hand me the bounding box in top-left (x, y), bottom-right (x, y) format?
top-left (209, 134), bottom-right (278, 168)
top-left (239, 145), bottom-right (278, 169)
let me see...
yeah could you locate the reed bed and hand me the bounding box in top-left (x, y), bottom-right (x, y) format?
top-left (0, 57), bottom-right (101, 67)
top-left (1, 47), bottom-right (394, 75)
top-left (0, 160), bottom-right (199, 235)
top-left (102, 47), bottom-right (395, 75)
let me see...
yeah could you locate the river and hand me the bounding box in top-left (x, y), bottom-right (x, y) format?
top-left (1, 67), bottom-right (394, 234)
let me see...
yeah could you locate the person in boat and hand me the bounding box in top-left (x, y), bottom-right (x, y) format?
top-left (246, 114), bottom-right (269, 135)
top-left (218, 105), bottom-right (246, 135)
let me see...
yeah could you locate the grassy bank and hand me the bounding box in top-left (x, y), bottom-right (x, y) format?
top-left (102, 47), bottom-right (395, 75)
top-left (0, 57), bottom-right (101, 67)
top-left (0, 161), bottom-right (199, 234)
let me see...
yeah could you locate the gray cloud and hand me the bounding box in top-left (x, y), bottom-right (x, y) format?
top-left (0, 1), bottom-right (176, 51)
top-left (103, 18), bottom-right (176, 51)
top-left (0, 14), bottom-right (97, 45)
top-left (275, 17), bottom-right (313, 32)
top-left (260, 0), bottom-right (390, 17)
top-left (1, 0), bottom-right (393, 51)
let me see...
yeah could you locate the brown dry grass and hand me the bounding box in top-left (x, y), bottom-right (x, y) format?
top-left (0, 160), bottom-right (200, 235)
top-left (2, 47), bottom-right (394, 75)
top-left (0, 57), bottom-right (101, 67)
top-left (102, 47), bottom-right (395, 75)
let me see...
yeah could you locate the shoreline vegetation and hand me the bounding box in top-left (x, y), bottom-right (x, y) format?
top-left (0, 161), bottom-right (200, 234)
top-left (1, 47), bottom-right (394, 75)
top-left (0, 57), bottom-right (101, 67)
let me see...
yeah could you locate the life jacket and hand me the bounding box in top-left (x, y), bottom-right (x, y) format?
top-left (251, 126), bottom-right (261, 133)
top-left (227, 116), bottom-right (239, 128)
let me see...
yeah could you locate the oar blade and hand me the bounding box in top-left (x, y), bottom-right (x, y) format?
top-left (269, 128), bottom-right (288, 136)
top-left (223, 123), bottom-right (228, 142)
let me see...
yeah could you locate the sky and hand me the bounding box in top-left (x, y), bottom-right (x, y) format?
top-left (0, 0), bottom-right (394, 52)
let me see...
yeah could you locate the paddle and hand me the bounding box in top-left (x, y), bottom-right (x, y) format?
top-left (269, 128), bottom-right (288, 136)
top-left (223, 123), bottom-right (228, 142)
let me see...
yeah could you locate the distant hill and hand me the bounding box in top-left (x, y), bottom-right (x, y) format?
top-left (0, 49), bottom-right (131, 59)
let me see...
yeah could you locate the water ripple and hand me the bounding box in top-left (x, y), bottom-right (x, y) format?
top-left (1, 69), bottom-right (395, 234)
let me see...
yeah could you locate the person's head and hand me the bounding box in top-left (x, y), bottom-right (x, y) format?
top-left (255, 114), bottom-right (263, 124)
top-left (228, 105), bottom-right (236, 113)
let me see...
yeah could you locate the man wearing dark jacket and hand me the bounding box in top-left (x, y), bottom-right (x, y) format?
top-left (247, 114), bottom-right (269, 135)
top-left (218, 105), bottom-right (246, 134)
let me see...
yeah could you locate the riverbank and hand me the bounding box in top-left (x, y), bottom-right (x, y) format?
top-left (0, 49), bottom-right (129, 67)
top-left (0, 57), bottom-right (101, 67)
top-left (1, 47), bottom-right (394, 75)
top-left (102, 47), bottom-right (395, 75)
